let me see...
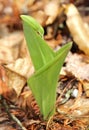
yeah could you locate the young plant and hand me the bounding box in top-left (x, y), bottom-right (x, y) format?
top-left (21, 15), bottom-right (72, 120)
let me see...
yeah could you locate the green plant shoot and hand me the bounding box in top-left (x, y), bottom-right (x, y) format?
top-left (21, 15), bottom-right (72, 120)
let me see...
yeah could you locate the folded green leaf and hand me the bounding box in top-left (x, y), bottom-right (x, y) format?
top-left (28, 43), bottom-right (72, 119)
top-left (21, 15), bottom-right (72, 120)
top-left (21, 15), bottom-right (55, 71)
top-left (21, 15), bottom-right (44, 37)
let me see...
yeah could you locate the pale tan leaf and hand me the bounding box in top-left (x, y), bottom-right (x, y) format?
top-left (5, 58), bottom-right (34, 78)
top-left (65, 53), bottom-right (89, 80)
top-left (5, 67), bottom-right (26, 98)
top-left (44, 0), bottom-right (59, 25)
top-left (59, 97), bottom-right (89, 117)
top-left (0, 31), bottom-right (24, 63)
top-left (64, 4), bottom-right (89, 56)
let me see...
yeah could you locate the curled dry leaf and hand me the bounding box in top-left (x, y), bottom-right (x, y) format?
top-left (5, 67), bottom-right (26, 101)
top-left (0, 31), bottom-right (24, 64)
top-left (5, 58), bottom-right (34, 78)
top-left (64, 4), bottom-right (89, 55)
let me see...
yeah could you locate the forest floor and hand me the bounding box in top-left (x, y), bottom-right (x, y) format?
top-left (0, 0), bottom-right (89, 130)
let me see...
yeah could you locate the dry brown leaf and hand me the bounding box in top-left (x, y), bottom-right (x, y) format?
top-left (56, 96), bottom-right (89, 129)
top-left (0, 111), bottom-right (25, 130)
top-left (82, 81), bottom-right (89, 97)
top-left (5, 67), bottom-right (26, 100)
top-left (5, 57), bottom-right (34, 78)
top-left (0, 31), bottom-right (24, 64)
top-left (31, 10), bottom-right (48, 26)
top-left (0, 125), bottom-right (16, 130)
top-left (20, 38), bottom-right (32, 58)
top-left (14, 0), bottom-right (35, 13)
top-left (64, 4), bottom-right (89, 55)
top-left (58, 96), bottom-right (89, 117)
top-left (65, 53), bottom-right (89, 80)
top-left (44, 0), bottom-right (59, 25)
top-left (17, 90), bottom-right (40, 119)
top-left (47, 111), bottom-right (88, 130)
top-left (0, 65), bottom-right (11, 98)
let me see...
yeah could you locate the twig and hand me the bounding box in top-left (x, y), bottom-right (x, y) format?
top-left (0, 95), bottom-right (27, 130)
top-left (56, 78), bottom-right (76, 106)
top-left (69, 82), bottom-right (83, 111)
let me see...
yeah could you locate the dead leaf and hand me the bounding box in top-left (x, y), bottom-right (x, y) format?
top-left (58, 96), bottom-right (89, 118)
top-left (65, 53), bottom-right (89, 80)
top-left (17, 91), bottom-right (40, 118)
top-left (44, 0), bottom-right (59, 25)
top-left (64, 4), bottom-right (89, 55)
top-left (0, 126), bottom-right (16, 130)
top-left (82, 80), bottom-right (89, 97)
top-left (46, 112), bottom-right (87, 130)
top-left (5, 67), bottom-right (26, 100)
top-left (5, 57), bottom-right (34, 78)
top-left (31, 10), bottom-right (48, 26)
top-left (0, 31), bottom-right (24, 64)
top-left (0, 65), bottom-right (10, 98)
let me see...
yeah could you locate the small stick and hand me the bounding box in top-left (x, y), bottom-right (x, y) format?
top-left (69, 82), bottom-right (83, 111)
top-left (0, 95), bottom-right (27, 130)
top-left (56, 78), bottom-right (75, 106)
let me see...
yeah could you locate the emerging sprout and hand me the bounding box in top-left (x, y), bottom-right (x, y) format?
top-left (21, 15), bottom-right (72, 120)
